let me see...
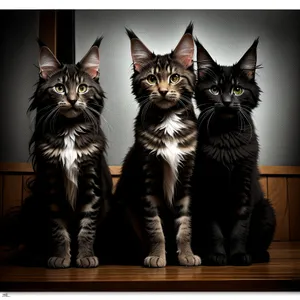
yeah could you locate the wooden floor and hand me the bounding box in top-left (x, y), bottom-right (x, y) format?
top-left (0, 242), bottom-right (300, 292)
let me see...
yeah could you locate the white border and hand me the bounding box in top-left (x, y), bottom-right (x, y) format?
top-left (0, 1), bottom-right (300, 9)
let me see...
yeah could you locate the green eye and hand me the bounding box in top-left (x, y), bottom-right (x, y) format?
top-left (146, 74), bottom-right (157, 85)
top-left (209, 86), bottom-right (219, 95)
top-left (78, 84), bottom-right (88, 94)
top-left (170, 73), bottom-right (180, 84)
top-left (233, 87), bottom-right (244, 96)
top-left (54, 84), bottom-right (65, 94)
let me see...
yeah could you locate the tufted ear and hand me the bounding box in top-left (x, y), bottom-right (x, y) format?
top-left (39, 46), bottom-right (61, 80)
top-left (126, 28), bottom-right (155, 72)
top-left (78, 37), bottom-right (102, 78)
top-left (195, 38), bottom-right (216, 78)
top-left (237, 38), bottom-right (259, 80)
top-left (173, 22), bottom-right (194, 68)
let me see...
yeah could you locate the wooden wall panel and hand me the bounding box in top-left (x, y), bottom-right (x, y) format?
top-left (112, 177), bottom-right (120, 194)
top-left (268, 177), bottom-right (289, 241)
top-left (287, 178), bottom-right (300, 241)
top-left (260, 176), bottom-right (268, 198)
top-left (2, 175), bottom-right (23, 216)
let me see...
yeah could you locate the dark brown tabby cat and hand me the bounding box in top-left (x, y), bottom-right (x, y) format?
top-left (22, 38), bottom-right (112, 268)
top-left (114, 24), bottom-right (201, 267)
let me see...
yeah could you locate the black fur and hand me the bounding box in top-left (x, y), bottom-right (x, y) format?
top-left (191, 38), bottom-right (276, 266)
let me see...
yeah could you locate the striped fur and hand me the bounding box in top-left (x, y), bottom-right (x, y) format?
top-left (114, 23), bottom-right (201, 267)
top-left (24, 38), bottom-right (112, 268)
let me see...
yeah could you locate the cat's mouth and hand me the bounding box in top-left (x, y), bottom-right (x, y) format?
top-left (60, 106), bottom-right (82, 118)
top-left (214, 104), bottom-right (240, 118)
top-left (153, 97), bottom-right (178, 109)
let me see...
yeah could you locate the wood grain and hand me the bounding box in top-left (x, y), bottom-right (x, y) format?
top-left (1, 163), bottom-right (300, 176)
top-left (287, 178), bottom-right (300, 241)
top-left (2, 175), bottom-right (23, 215)
top-left (39, 11), bottom-right (57, 55)
top-left (0, 242), bottom-right (299, 291)
top-left (260, 176), bottom-right (268, 198)
top-left (268, 177), bottom-right (289, 241)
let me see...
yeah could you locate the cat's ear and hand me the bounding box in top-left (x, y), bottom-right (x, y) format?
top-left (39, 44), bottom-right (61, 80)
top-left (126, 28), bottom-right (155, 72)
top-left (195, 38), bottom-right (216, 78)
top-left (237, 38), bottom-right (259, 80)
top-left (78, 37), bottom-right (102, 79)
top-left (173, 22), bottom-right (194, 68)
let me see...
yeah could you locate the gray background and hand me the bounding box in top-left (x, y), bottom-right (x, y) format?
top-left (75, 10), bottom-right (300, 166)
top-left (0, 10), bottom-right (39, 162)
top-left (0, 10), bottom-right (300, 166)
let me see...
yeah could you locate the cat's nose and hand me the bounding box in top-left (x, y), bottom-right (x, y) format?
top-left (222, 95), bottom-right (232, 107)
top-left (67, 99), bottom-right (77, 106)
top-left (159, 88), bottom-right (168, 97)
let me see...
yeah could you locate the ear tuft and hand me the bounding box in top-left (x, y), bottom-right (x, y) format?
top-left (126, 28), bottom-right (154, 72)
top-left (237, 38), bottom-right (259, 80)
top-left (173, 24), bottom-right (194, 68)
top-left (194, 38), bottom-right (216, 78)
top-left (39, 46), bottom-right (61, 80)
top-left (78, 38), bottom-right (102, 78)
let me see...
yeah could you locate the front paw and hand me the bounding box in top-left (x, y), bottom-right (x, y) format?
top-left (48, 256), bottom-right (71, 268)
top-left (144, 255), bottom-right (166, 268)
top-left (178, 254), bottom-right (201, 266)
top-left (230, 253), bottom-right (252, 266)
top-left (204, 253), bottom-right (227, 266)
top-left (76, 256), bottom-right (99, 268)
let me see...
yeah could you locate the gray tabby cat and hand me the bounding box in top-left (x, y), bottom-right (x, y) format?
top-left (25, 38), bottom-right (112, 268)
top-left (114, 24), bottom-right (201, 267)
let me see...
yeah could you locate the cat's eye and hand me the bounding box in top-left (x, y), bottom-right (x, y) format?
top-left (233, 87), bottom-right (244, 96)
top-left (54, 84), bottom-right (65, 94)
top-left (209, 86), bottom-right (219, 95)
top-left (170, 73), bottom-right (180, 84)
top-left (78, 84), bottom-right (88, 94)
top-left (146, 74), bottom-right (157, 85)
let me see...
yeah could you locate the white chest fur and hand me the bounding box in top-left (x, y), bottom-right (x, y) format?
top-left (61, 130), bottom-right (78, 210)
top-left (153, 113), bottom-right (188, 205)
top-left (41, 125), bottom-right (100, 210)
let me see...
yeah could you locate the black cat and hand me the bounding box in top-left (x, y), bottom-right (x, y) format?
top-left (191, 38), bottom-right (276, 266)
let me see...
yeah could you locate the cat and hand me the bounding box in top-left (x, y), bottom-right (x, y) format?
top-left (22, 38), bottom-right (112, 268)
top-left (113, 23), bottom-right (201, 268)
top-left (191, 37), bottom-right (276, 266)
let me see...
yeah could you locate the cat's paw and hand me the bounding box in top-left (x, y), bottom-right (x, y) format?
top-left (205, 253), bottom-right (227, 266)
top-left (47, 257), bottom-right (71, 268)
top-left (178, 254), bottom-right (201, 266)
top-left (76, 256), bottom-right (99, 268)
top-left (230, 253), bottom-right (252, 266)
top-left (144, 256), bottom-right (166, 268)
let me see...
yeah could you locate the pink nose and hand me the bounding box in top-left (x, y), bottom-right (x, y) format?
top-left (159, 89), bottom-right (168, 96)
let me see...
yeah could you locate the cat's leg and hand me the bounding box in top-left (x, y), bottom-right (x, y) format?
top-left (48, 215), bottom-right (71, 268)
top-left (143, 195), bottom-right (166, 268)
top-left (248, 198), bottom-right (276, 263)
top-left (204, 219), bottom-right (227, 265)
top-left (45, 169), bottom-right (71, 268)
top-left (76, 165), bottom-right (101, 268)
top-left (174, 196), bottom-right (201, 266)
top-left (229, 164), bottom-right (255, 266)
